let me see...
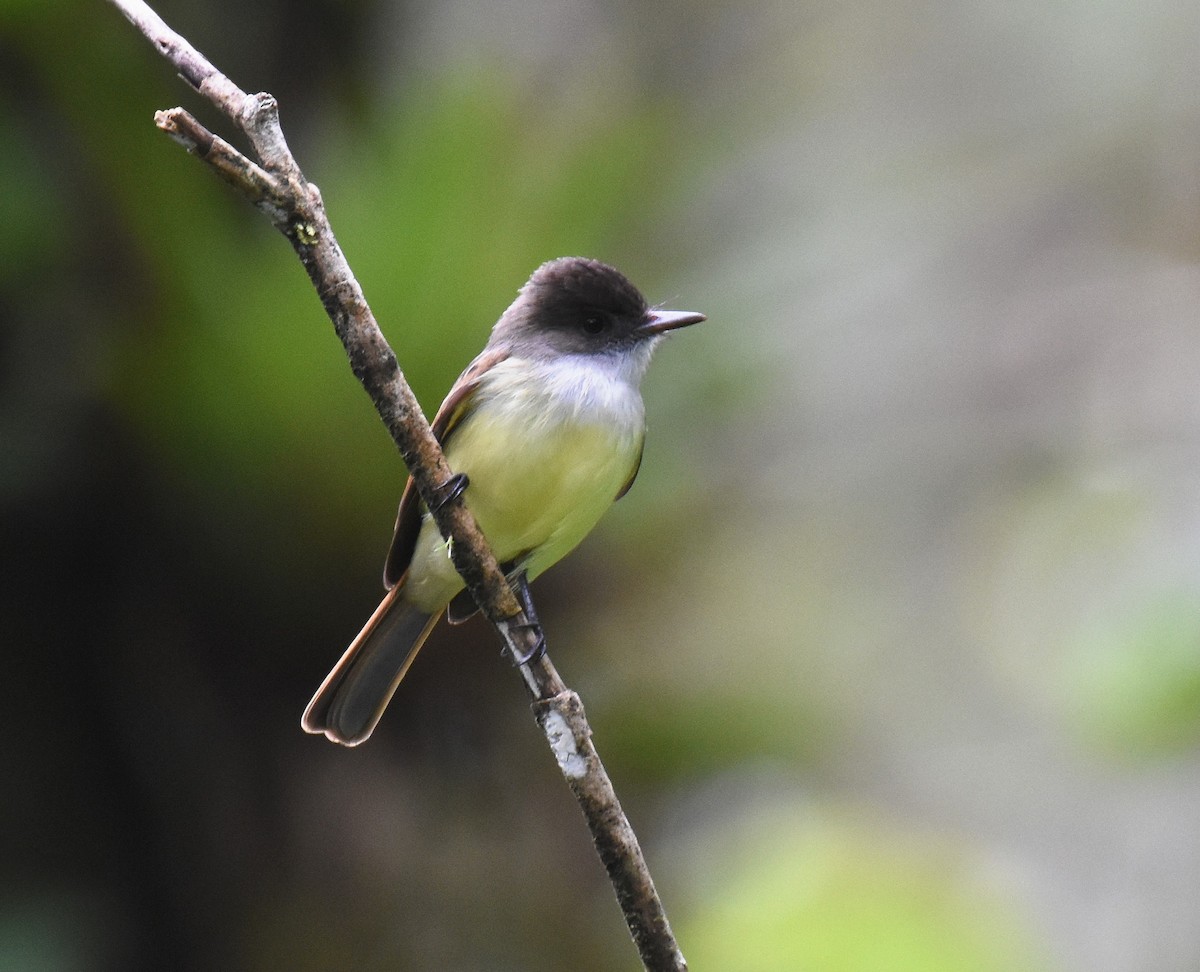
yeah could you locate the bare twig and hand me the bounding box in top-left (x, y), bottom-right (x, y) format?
top-left (105, 2), bottom-right (686, 969)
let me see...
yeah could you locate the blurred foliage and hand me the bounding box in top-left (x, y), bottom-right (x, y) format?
top-left (972, 475), bottom-right (1200, 760)
top-left (678, 801), bottom-right (1051, 972)
top-left (1069, 590), bottom-right (1200, 758)
top-left (601, 688), bottom-right (828, 783)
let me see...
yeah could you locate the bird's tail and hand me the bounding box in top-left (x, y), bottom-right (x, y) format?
top-left (302, 585), bottom-right (441, 746)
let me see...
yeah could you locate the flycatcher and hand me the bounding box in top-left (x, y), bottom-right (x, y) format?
top-left (302, 257), bottom-right (705, 745)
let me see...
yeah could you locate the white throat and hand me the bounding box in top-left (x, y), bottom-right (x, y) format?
top-left (479, 345), bottom-right (655, 432)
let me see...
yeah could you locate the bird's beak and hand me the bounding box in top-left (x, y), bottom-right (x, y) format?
top-left (639, 308), bottom-right (707, 336)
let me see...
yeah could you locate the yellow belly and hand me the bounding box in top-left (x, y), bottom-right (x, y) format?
top-left (403, 389), bottom-right (644, 612)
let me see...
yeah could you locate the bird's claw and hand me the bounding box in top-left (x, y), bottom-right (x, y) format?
top-left (506, 622), bottom-right (547, 666)
top-left (431, 472), bottom-right (469, 511)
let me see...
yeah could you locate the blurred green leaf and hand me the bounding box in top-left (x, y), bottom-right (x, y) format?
top-left (681, 807), bottom-right (1053, 972)
top-left (976, 477), bottom-right (1200, 762)
top-left (1068, 590), bottom-right (1200, 758)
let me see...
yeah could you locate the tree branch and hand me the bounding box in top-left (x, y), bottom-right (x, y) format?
top-left (105, 2), bottom-right (686, 969)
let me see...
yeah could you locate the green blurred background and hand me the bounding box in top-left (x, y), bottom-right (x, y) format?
top-left (3, 0), bottom-right (1199, 969)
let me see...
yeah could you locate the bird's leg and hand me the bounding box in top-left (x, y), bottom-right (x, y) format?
top-left (430, 472), bottom-right (470, 511)
top-left (506, 571), bottom-right (547, 665)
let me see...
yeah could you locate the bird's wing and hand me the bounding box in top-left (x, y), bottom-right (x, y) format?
top-left (382, 345), bottom-right (511, 589)
top-left (614, 438), bottom-right (645, 501)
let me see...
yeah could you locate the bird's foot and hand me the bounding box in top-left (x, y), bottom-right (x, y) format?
top-left (506, 622), bottom-right (547, 666)
top-left (430, 472), bottom-right (469, 511)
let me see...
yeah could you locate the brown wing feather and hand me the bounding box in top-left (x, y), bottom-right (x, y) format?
top-left (382, 346), bottom-right (511, 589)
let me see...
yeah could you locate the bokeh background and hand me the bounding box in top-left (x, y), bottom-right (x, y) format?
top-left (4, 0), bottom-right (1200, 969)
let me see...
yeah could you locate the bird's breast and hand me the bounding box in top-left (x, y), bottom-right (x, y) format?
top-left (403, 355), bottom-right (646, 610)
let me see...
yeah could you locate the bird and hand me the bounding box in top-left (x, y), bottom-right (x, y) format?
top-left (302, 256), bottom-right (704, 745)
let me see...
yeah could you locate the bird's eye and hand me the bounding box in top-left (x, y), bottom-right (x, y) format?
top-left (583, 314), bottom-right (609, 335)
